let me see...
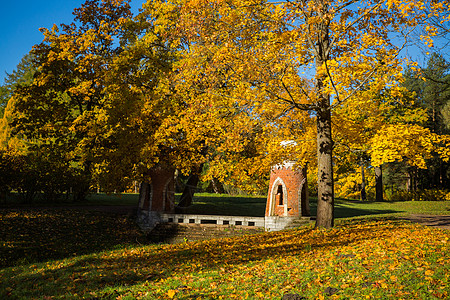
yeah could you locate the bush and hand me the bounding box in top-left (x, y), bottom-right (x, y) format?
top-left (0, 149), bottom-right (91, 204)
top-left (385, 189), bottom-right (450, 201)
top-left (0, 151), bottom-right (14, 201)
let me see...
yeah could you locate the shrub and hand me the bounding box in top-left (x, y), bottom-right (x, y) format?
top-left (385, 189), bottom-right (449, 201)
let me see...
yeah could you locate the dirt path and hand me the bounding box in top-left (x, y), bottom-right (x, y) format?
top-left (400, 214), bottom-right (450, 230)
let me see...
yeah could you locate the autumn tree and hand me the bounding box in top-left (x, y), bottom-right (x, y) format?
top-left (332, 83), bottom-right (447, 201)
top-left (93, 1), bottom-right (307, 204)
top-left (144, 0), bottom-right (449, 227)
top-left (399, 53), bottom-right (450, 190)
top-left (3, 0), bottom-right (132, 200)
top-left (0, 53), bottom-right (36, 118)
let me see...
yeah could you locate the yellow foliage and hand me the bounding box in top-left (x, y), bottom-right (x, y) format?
top-left (370, 124), bottom-right (449, 168)
top-left (335, 167), bottom-right (375, 200)
top-left (133, 0), bottom-right (450, 197)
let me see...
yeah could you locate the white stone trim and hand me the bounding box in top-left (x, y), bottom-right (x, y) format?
top-left (161, 214), bottom-right (265, 227)
top-left (269, 177), bottom-right (288, 216)
top-left (272, 161), bottom-right (296, 170)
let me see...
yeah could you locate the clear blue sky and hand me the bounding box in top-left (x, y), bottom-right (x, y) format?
top-left (1, 1), bottom-right (444, 85)
top-left (0, 0), bottom-right (145, 84)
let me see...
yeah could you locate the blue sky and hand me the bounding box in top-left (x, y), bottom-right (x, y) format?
top-left (0, 0), bottom-right (145, 84)
top-left (1, 1), bottom-right (446, 85)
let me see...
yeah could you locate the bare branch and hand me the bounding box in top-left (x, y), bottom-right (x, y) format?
top-left (324, 59), bottom-right (341, 103)
top-left (327, 1), bottom-right (382, 58)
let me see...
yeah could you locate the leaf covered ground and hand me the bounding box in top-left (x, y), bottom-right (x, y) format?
top-left (0, 209), bottom-right (145, 268)
top-left (0, 209), bottom-right (449, 299)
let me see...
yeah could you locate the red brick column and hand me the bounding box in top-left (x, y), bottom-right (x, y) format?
top-left (266, 163), bottom-right (305, 217)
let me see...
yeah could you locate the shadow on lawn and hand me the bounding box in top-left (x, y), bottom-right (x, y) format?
top-left (2, 219), bottom-right (407, 299)
top-left (185, 196), bottom-right (400, 219)
top-left (0, 195), bottom-right (410, 298)
top-left (183, 195), bottom-right (267, 217)
top-left (0, 198), bottom-right (399, 269)
top-left (303, 199), bottom-right (400, 219)
top-left (0, 209), bottom-right (146, 269)
top-left (334, 202), bottom-right (399, 219)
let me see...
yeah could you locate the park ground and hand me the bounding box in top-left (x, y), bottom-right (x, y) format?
top-left (0, 194), bottom-right (449, 299)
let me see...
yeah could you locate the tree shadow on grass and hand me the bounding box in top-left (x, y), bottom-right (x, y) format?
top-left (184, 195), bottom-right (267, 217)
top-left (0, 209), bottom-right (146, 269)
top-left (0, 199), bottom-right (400, 269)
top-left (334, 202), bottom-right (400, 219)
top-left (1, 219), bottom-right (411, 299)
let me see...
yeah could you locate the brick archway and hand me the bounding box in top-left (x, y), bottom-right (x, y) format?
top-left (268, 177), bottom-right (288, 216)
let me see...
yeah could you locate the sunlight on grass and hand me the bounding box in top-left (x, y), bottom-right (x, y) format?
top-left (1, 198), bottom-right (449, 299)
top-left (1, 218), bottom-right (449, 299)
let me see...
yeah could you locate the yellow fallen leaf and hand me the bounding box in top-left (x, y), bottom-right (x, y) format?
top-left (167, 289), bottom-right (177, 299)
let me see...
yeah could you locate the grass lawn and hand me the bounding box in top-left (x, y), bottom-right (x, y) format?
top-left (178, 193), bottom-right (450, 218)
top-left (3, 192), bottom-right (450, 218)
top-left (0, 217), bottom-right (449, 299)
top-left (0, 192), bottom-right (141, 207)
top-left (333, 198), bottom-right (450, 219)
top-left (1, 194), bottom-right (449, 299)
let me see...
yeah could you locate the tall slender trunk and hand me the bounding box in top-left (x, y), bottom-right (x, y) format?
top-left (360, 157), bottom-right (366, 201)
top-left (375, 165), bottom-right (383, 202)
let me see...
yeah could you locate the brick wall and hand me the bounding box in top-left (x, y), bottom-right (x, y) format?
top-left (138, 167), bottom-right (175, 213)
top-left (266, 163), bottom-right (306, 217)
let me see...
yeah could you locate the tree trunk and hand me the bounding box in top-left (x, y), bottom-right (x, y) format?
top-left (177, 147), bottom-right (208, 209)
top-left (360, 158), bottom-right (367, 201)
top-left (314, 13), bottom-right (334, 228)
top-left (74, 160), bottom-right (92, 202)
top-left (211, 177), bottom-right (223, 194)
top-left (177, 173), bottom-right (200, 208)
top-left (375, 165), bottom-right (383, 202)
top-left (315, 107), bottom-right (334, 228)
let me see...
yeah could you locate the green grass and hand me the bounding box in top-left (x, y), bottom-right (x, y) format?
top-left (0, 192), bottom-right (140, 207)
top-left (333, 198), bottom-right (450, 219)
top-left (0, 216), bottom-right (449, 299)
top-left (182, 194), bottom-right (450, 218)
top-left (3, 192), bottom-right (450, 218)
top-left (83, 193), bottom-right (140, 206)
top-left (1, 194), bottom-right (450, 299)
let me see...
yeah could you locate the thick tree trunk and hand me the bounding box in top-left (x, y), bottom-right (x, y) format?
top-left (375, 165), bottom-right (383, 202)
top-left (315, 107), bottom-right (334, 228)
top-left (74, 164), bottom-right (91, 202)
top-left (138, 181), bottom-right (151, 210)
top-left (177, 147), bottom-right (208, 208)
top-left (314, 13), bottom-right (334, 228)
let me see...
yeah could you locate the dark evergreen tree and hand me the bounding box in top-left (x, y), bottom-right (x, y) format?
top-left (402, 53), bottom-right (450, 190)
top-left (0, 53), bottom-right (36, 117)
